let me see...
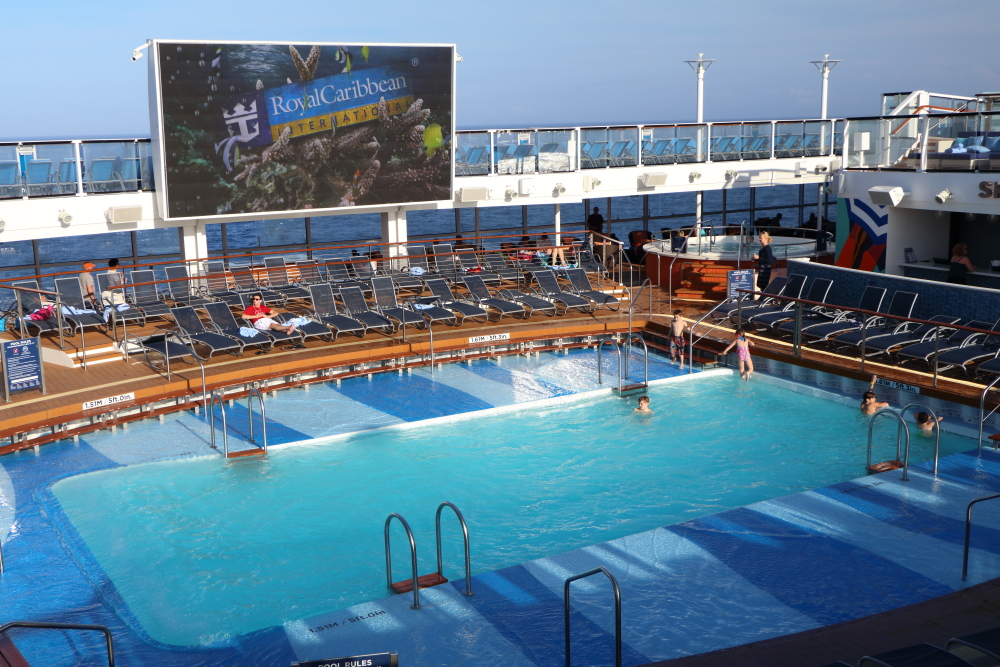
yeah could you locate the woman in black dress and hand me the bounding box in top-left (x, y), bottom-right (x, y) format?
top-left (753, 231), bottom-right (776, 291)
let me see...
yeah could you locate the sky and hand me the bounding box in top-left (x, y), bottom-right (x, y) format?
top-left (2, 0), bottom-right (999, 140)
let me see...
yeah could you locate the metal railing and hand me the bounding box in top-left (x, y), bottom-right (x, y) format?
top-left (384, 513), bottom-right (421, 610)
top-left (247, 384), bottom-right (268, 453)
top-left (979, 374), bottom-right (1000, 452)
top-left (622, 333), bottom-right (649, 388)
top-left (0, 621), bottom-right (115, 666)
top-left (899, 402), bottom-right (941, 473)
top-left (597, 337), bottom-right (623, 392)
top-left (962, 492), bottom-right (1000, 581)
top-left (435, 501), bottom-right (473, 597)
top-left (867, 410), bottom-right (911, 481)
top-left (209, 390), bottom-right (229, 457)
top-left (564, 566), bottom-right (621, 667)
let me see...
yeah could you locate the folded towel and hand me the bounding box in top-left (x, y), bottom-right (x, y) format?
top-left (286, 316), bottom-right (311, 327)
top-left (946, 146), bottom-right (968, 153)
top-left (413, 303), bottom-right (435, 310)
top-left (103, 306), bottom-right (112, 322)
top-left (116, 303), bottom-right (131, 312)
top-left (62, 306), bottom-right (97, 315)
top-left (239, 326), bottom-right (260, 338)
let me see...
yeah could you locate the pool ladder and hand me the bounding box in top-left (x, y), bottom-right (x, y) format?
top-left (384, 502), bottom-right (473, 610)
top-left (597, 335), bottom-right (648, 396)
top-left (209, 384), bottom-right (268, 458)
top-left (865, 403), bottom-right (943, 480)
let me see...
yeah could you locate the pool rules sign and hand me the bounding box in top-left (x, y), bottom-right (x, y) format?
top-left (293, 652), bottom-right (397, 667)
top-left (2, 336), bottom-right (46, 402)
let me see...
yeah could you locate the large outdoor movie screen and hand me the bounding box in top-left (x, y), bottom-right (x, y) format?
top-left (152, 41), bottom-right (455, 219)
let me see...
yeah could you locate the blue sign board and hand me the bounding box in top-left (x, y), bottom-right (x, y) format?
top-left (2, 337), bottom-right (43, 401)
top-left (727, 269), bottom-right (755, 299)
top-left (294, 653), bottom-right (397, 667)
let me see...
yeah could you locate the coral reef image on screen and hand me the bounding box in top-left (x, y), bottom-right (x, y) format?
top-left (155, 42), bottom-right (454, 218)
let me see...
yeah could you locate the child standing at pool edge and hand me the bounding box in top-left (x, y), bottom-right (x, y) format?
top-left (722, 327), bottom-right (755, 381)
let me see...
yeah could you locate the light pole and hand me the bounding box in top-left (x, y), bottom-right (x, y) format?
top-left (685, 54), bottom-right (715, 231)
top-left (810, 54), bottom-right (840, 249)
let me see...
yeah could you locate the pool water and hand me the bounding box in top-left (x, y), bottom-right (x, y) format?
top-left (51, 374), bottom-right (974, 647)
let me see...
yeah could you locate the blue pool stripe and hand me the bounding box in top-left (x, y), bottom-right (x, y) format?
top-left (333, 372), bottom-right (494, 421)
top-left (667, 507), bottom-right (954, 625)
top-left (463, 361), bottom-right (576, 398)
top-left (214, 402), bottom-right (312, 445)
top-left (816, 482), bottom-right (1000, 551)
top-left (460, 565), bottom-right (649, 666)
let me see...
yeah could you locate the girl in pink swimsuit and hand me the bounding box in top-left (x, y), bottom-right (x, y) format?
top-left (722, 327), bottom-right (755, 381)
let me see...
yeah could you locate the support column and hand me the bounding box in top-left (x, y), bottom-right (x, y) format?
top-left (181, 220), bottom-right (210, 286)
top-left (381, 208), bottom-right (408, 269)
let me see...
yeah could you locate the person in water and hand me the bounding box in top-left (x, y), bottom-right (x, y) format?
top-left (634, 395), bottom-right (652, 413)
top-left (915, 411), bottom-right (943, 431)
top-left (860, 375), bottom-right (890, 415)
top-left (722, 327), bottom-right (755, 381)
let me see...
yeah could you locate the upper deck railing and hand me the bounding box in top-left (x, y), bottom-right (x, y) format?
top-left (844, 109), bottom-right (1000, 172)
top-left (0, 117), bottom-right (841, 202)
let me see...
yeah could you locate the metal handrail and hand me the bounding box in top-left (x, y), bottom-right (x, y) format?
top-left (0, 621), bottom-right (115, 666)
top-left (899, 402), bottom-right (941, 474)
top-left (687, 305), bottom-right (733, 374)
top-left (564, 566), bottom-right (621, 667)
top-left (247, 384), bottom-right (267, 453)
top-left (209, 390), bottom-right (229, 457)
top-left (0, 535), bottom-right (4, 573)
top-left (736, 219), bottom-right (749, 270)
top-left (867, 410), bottom-right (911, 481)
top-left (978, 374), bottom-right (1000, 452)
top-left (597, 337), bottom-right (623, 392)
top-left (622, 334), bottom-right (649, 386)
top-left (435, 501), bottom-right (473, 597)
top-left (428, 320), bottom-right (434, 373)
top-left (384, 513), bottom-right (421, 610)
top-left (626, 279), bottom-right (652, 344)
top-left (962, 492), bottom-right (1000, 580)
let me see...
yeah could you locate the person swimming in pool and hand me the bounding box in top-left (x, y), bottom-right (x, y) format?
top-left (860, 374), bottom-right (890, 415)
top-left (915, 411), bottom-right (943, 431)
top-left (634, 395), bottom-right (652, 414)
top-left (722, 327), bottom-right (755, 381)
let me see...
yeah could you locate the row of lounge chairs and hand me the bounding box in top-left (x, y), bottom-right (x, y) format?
top-left (713, 274), bottom-right (1000, 378)
top-left (822, 624), bottom-right (1000, 666)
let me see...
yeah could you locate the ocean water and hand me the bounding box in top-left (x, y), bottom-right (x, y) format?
top-left (51, 374), bottom-right (971, 647)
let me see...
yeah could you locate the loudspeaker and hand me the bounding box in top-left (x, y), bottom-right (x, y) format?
top-left (460, 187), bottom-right (490, 202)
top-left (107, 206), bottom-right (143, 224)
top-left (640, 172), bottom-right (667, 187)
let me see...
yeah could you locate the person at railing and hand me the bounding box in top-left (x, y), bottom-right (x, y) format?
top-left (752, 231), bottom-right (775, 294)
top-left (669, 309), bottom-right (687, 370)
top-left (947, 242), bottom-right (976, 285)
top-left (78, 262), bottom-right (97, 304)
top-left (722, 327), bottom-right (755, 381)
top-left (860, 375), bottom-right (890, 415)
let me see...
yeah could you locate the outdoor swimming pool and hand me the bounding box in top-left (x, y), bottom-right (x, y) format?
top-left (50, 371), bottom-right (975, 648)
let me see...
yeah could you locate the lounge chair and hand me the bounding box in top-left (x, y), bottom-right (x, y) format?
top-left (164, 265), bottom-right (217, 309)
top-left (799, 288), bottom-right (906, 343)
top-left (946, 626), bottom-right (1000, 663)
top-left (235, 293), bottom-right (307, 346)
top-left (829, 291), bottom-right (920, 349)
top-left (713, 275), bottom-right (788, 323)
top-left (202, 301), bottom-right (274, 352)
top-left (856, 315), bottom-right (961, 358)
top-left (230, 264), bottom-right (286, 305)
top-left (95, 272), bottom-right (146, 338)
top-left (86, 156), bottom-right (124, 193)
top-left (56, 158), bottom-right (78, 194)
top-left (858, 642), bottom-right (976, 666)
top-left (897, 320), bottom-right (989, 367)
top-left (263, 257), bottom-right (311, 302)
top-left (170, 306), bottom-right (244, 359)
top-left (53, 276), bottom-right (107, 337)
top-left (749, 277), bottom-right (833, 329)
top-left (24, 160), bottom-right (54, 196)
top-left (450, 244), bottom-right (503, 285)
top-left (320, 259), bottom-right (372, 294)
top-left (421, 277), bottom-right (489, 324)
top-left (462, 275), bottom-right (528, 320)
top-left (482, 252), bottom-right (525, 285)
top-left (565, 268), bottom-right (620, 311)
top-left (370, 276), bottom-right (435, 329)
top-left (8, 280), bottom-right (67, 339)
top-left (338, 286), bottom-right (394, 332)
top-left (294, 260), bottom-right (330, 287)
top-left (933, 319), bottom-right (1000, 374)
top-left (204, 261), bottom-right (245, 307)
top-left (127, 269), bottom-right (173, 321)
top-left (125, 331), bottom-right (197, 379)
top-left (732, 273), bottom-right (808, 324)
top-left (0, 161), bottom-right (22, 198)
top-left (306, 284), bottom-right (367, 339)
top-left (774, 285), bottom-right (886, 338)
top-left (529, 270), bottom-right (594, 314)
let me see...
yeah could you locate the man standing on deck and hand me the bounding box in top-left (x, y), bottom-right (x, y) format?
top-left (587, 206), bottom-right (613, 265)
top-left (78, 262), bottom-right (96, 303)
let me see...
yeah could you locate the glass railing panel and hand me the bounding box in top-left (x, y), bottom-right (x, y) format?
top-left (642, 125), bottom-right (704, 165)
top-left (709, 124), bottom-right (743, 161)
top-left (580, 128), bottom-right (609, 169)
top-left (774, 121), bottom-right (807, 158)
top-left (802, 120), bottom-right (830, 157)
top-left (929, 95), bottom-right (977, 112)
top-left (22, 142), bottom-right (77, 197)
top-left (536, 129), bottom-right (575, 173)
top-left (135, 140), bottom-right (155, 191)
top-left (494, 130), bottom-right (537, 175)
top-left (0, 144), bottom-right (22, 200)
top-left (607, 127), bottom-right (639, 167)
top-left (80, 141), bottom-right (143, 194)
top-left (455, 131), bottom-right (491, 176)
top-left (844, 119), bottom-right (884, 168)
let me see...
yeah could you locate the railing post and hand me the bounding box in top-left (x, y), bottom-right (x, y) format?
top-left (435, 501), bottom-right (473, 597)
top-left (564, 567), bottom-right (621, 667)
top-left (963, 492), bottom-right (1000, 581)
top-left (384, 513), bottom-right (421, 610)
